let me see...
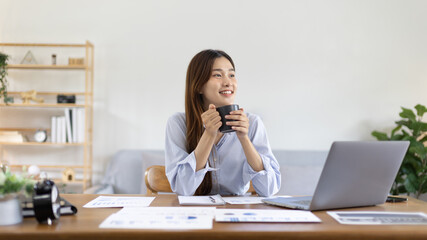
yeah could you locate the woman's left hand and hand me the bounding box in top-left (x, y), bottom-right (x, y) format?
top-left (225, 108), bottom-right (249, 139)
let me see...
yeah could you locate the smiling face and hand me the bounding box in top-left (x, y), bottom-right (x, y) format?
top-left (200, 57), bottom-right (237, 110)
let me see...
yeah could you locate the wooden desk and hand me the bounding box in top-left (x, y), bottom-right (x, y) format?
top-left (1, 194), bottom-right (426, 240)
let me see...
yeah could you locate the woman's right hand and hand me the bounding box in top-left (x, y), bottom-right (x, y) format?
top-left (201, 104), bottom-right (222, 136)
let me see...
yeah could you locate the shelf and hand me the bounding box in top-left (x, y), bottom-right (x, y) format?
top-left (0, 103), bottom-right (85, 108)
top-left (53, 179), bottom-right (86, 184)
top-left (0, 142), bottom-right (84, 146)
top-left (8, 91), bottom-right (87, 96)
top-left (0, 128), bottom-right (49, 132)
top-left (9, 164), bottom-right (86, 169)
top-left (0, 43), bottom-right (89, 47)
top-left (7, 64), bottom-right (86, 70)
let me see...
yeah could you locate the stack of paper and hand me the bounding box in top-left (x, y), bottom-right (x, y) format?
top-left (83, 196), bottom-right (155, 208)
top-left (328, 211), bottom-right (427, 225)
top-left (178, 194), bottom-right (225, 205)
top-left (0, 131), bottom-right (24, 143)
top-left (99, 207), bottom-right (215, 229)
top-left (215, 209), bottom-right (321, 223)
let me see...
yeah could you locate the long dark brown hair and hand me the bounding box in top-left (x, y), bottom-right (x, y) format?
top-left (185, 49), bottom-right (235, 195)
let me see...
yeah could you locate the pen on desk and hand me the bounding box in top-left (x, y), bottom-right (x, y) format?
top-left (209, 196), bottom-right (216, 203)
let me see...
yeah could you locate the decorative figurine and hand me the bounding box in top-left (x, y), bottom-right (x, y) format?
top-left (61, 168), bottom-right (75, 182)
top-left (68, 57), bottom-right (84, 65)
top-left (21, 50), bottom-right (37, 64)
top-left (52, 54), bottom-right (57, 65)
top-left (20, 90), bottom-right (44, 104)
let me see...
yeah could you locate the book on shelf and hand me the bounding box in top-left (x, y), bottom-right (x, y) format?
top-left (51, 116), bottom-right (57, 143)
top-left (58, 116), bottom-right (65, 143)
top-left (53, 116), bottom-right (65, 143)
top-left (64, 108), bottom-right (73, 143)
top-left (72, 108), bottom-right (77, 143)
top-left (50, 108), bottom-right (85, 143)
top-left (0, 131), bottom-right (24, 143)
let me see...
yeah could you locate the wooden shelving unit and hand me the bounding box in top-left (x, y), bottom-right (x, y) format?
top-left (7, 64), bottom-right (86, 69)
top-left (0, 103), bottom-right (86, 107)
top-left (0, 41), bottom-right (94, 192)
top-left (0, 142), bottom-right (85, 146)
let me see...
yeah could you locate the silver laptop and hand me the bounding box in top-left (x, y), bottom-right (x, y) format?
top-left (262, 141), bottom-right (409, 211)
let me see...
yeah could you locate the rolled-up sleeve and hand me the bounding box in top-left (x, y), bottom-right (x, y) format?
top-left (165, 113), bottom-right (213, 196)
top-left (242, 115), bottom-right (281, 197)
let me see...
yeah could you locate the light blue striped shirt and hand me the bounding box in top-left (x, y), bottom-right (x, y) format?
top-left (165, 112), bottom-right (281, 197)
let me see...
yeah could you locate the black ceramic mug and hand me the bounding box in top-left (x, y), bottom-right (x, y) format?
top-left (216, 104), bottom-right (240, 133)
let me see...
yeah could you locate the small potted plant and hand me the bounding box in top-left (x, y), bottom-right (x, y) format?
top-left (372, 104), bottom-right (427, 199)
top-left (0, 166), bottom-right (35, 225)
top-left (0, 52), bottom-right (10, 104)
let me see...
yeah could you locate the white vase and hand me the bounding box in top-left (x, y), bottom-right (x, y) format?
top-left (0, 194), bottom-right (23, 225)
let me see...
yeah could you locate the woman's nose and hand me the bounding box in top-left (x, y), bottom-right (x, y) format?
top-left (222, 76), bottom-right (232, 86)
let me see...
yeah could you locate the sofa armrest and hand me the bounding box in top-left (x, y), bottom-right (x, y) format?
top-left (83, 184), bottom-right (114, 194)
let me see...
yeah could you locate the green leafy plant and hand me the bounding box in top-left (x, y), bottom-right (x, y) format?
top-left (372, 104), bottom-right (427, 199)
top-left (0, 166), bottom-right (35, 197)
top-left (0, 52), bottom-right (10, 104)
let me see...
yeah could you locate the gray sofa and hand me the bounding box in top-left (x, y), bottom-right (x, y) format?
top-left (86, 149), bottom-right (328, 196)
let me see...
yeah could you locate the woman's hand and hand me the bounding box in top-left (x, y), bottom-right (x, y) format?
top-left (225, 108), bottom-right (249, 139)
top-left (201, 104), bottom-right (222, 136)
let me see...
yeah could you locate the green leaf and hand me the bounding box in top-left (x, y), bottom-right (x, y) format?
top-left (403, 173), bottom-right (418, 193)
top-left (390, 134), bottom-right (404, 140)
top-left (399, 107), bottom-right (417, 122)
top-left (395, 174), bottom-right (405, 184)
top-left (401, 162), bottom-right (417, 176)
top-left (410, 122), bottom-right (425, 136)
top-left (401, 135), bottom-right (412, 141)
top-left (408, 141), bottom-right (427, 160)
top-left (411, 122), bottom-right (420, 136)
top-left (419, 135), bottom-right (427, 143)
top-left (419, 122), bottom-right (427, 132)
top-left (397, 185), bottom-right (407, 194)
top-left (421, 176), bottom-right (427, 194)
top-left (391, 125), bottom-right (402, 137)
top-left (390, 187), bottom-right (398, 195)
top-left (403, 179), bottom-right (417, 193)
top-left (396, 120), bottom-right (411, 129)
top-left (415, 104), bottom-right (427, 117)
top-left (402, 129), bottom-right (413, 136)
top-left (404, 154), bottom-right (422, 172)
top-left (371, 131), bottom-right (389, 140)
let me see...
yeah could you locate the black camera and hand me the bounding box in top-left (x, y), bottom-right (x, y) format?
top-left (57, 95), bottom-right (76, 104)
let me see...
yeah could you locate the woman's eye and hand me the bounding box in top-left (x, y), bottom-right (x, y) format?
top-left (213, 74), bottom-right (222, 77)
top-left (230, 74), bottom-right (235, 78)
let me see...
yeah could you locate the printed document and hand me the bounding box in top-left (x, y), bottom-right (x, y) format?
top-left (327, 211), bottom-right (427, 225)
top-left (178, 194), bottom-right (225, 205)
top-left (215, 209), bottom-right (321, 222)
top-left (99, 207), bottom-right (215, 229)
top-left (221, 196), bottom-right (265, 204)
top-left (222, 195), bottom-right (291, 204)
top-left (83, 196), bottom-right (155, 208)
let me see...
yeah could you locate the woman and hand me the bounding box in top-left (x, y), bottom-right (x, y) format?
top-left (165, 49), bottom-right (281, 196)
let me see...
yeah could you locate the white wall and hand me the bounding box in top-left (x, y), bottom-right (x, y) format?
top-left (1, 0), bottom-right (426, 183)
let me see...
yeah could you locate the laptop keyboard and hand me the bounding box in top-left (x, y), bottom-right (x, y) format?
top-left (291, 200), bottom-right (311, 206)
